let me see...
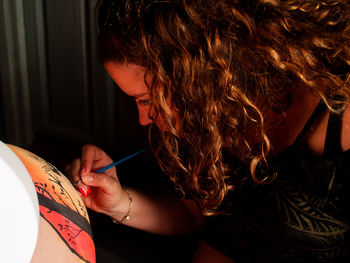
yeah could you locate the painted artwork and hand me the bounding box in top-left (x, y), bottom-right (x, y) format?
top-left (8, 145), bottom-right (95, 263)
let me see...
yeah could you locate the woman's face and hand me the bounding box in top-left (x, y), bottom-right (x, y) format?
top-left (104, 62), bottom-right (164, 128)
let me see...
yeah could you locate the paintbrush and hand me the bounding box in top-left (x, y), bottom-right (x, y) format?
top-left (96, 148), bottom-right (146, 173)
top-left (75, 148), bottom-right (147, 197)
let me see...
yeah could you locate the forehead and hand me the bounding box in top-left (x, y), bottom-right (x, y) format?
top-left (104, 62), bottom-right (149, 97)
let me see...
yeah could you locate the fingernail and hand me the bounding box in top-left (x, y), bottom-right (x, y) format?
top-left (78, 187), bottom-right (88, 197)
top-left (82, 175), bottom-right (93, 183)
top-left (86, 187), bottom-right (91, 195)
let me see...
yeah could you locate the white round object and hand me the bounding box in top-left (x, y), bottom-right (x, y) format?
top-left (0, 141), bottom-right (39, 262)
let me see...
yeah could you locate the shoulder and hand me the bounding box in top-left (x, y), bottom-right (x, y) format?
top-left (340, 105), bottom-right (350, 152)
top-left (265, 90), bottom-right (320, 154)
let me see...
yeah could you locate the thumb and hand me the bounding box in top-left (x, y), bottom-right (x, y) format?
top-left (81, 172), bottom-right (119, 194)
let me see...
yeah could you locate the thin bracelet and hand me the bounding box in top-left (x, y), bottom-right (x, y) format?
top-left (112, 187), bottom-right (132, 224)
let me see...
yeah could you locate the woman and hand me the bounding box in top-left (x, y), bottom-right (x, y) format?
top-left (66, 0), bottom-right (350, 261)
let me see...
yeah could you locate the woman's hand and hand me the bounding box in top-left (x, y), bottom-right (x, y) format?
top-left (66, 145), bottom-right (204, 235)
top-left (65, 144), bottom-right (129, 217)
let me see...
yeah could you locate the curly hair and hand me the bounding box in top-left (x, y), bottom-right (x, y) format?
top-left (96, 0), bottom-right (350, 214)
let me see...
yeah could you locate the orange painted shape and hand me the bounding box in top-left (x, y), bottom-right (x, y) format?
top-left (40, 205), bottom-right (95, 263)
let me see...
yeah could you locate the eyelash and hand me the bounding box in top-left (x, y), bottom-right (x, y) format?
top-left (136, 99), bottom-right (151, 106)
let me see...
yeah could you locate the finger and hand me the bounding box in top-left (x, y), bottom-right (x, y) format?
top-left (76, 184), bottom-right (91, 198)
top-left (81, 144), bottom-right (103, 176)
top-left (73, 178), bottom-right (91, 198)
top-left (66, 158), bottom-right (92, 197)
top-left (70, 158), bottom-right (82, 180)
top-left (65, 158), bottom-right (83, 186)
top-left (64, 164), bottom-right (71, 175)
top-left (81, 172), bottom-right (120, 195)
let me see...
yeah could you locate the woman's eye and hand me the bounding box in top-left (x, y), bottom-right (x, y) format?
top-left (137, 99), bottom-right (151, 106)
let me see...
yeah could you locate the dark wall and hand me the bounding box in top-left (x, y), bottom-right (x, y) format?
top-left (0, 0), bottom-right (147, 155)
top-left (0, 80), bottom-right (7, 142)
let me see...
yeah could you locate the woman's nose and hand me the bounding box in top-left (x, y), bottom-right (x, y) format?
top-left (137, 107), bottom-right (153, 126)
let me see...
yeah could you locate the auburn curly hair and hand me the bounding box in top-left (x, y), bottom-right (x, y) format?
top-left (96, 0), bottom-right (350, 214)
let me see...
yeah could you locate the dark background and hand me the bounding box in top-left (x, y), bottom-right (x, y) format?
top-left (0, 0), bottom-right (197, 262)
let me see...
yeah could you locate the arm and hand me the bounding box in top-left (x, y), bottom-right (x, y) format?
top-left (108, 187), bottom-right (204, 235)
top-left (66, 144), bottom-right (204, 236)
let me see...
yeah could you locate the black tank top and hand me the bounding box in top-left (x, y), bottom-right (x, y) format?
top-left (203, 103), bottom-right (350, 262)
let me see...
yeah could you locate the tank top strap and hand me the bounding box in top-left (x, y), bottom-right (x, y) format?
top-left (323, 110), bottom-right (344, 158)
top-left (292, 100), bottom-right (345, 158)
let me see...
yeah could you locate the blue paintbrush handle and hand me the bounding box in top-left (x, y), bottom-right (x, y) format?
top-left (95, 148), bottom-right (146, 173)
